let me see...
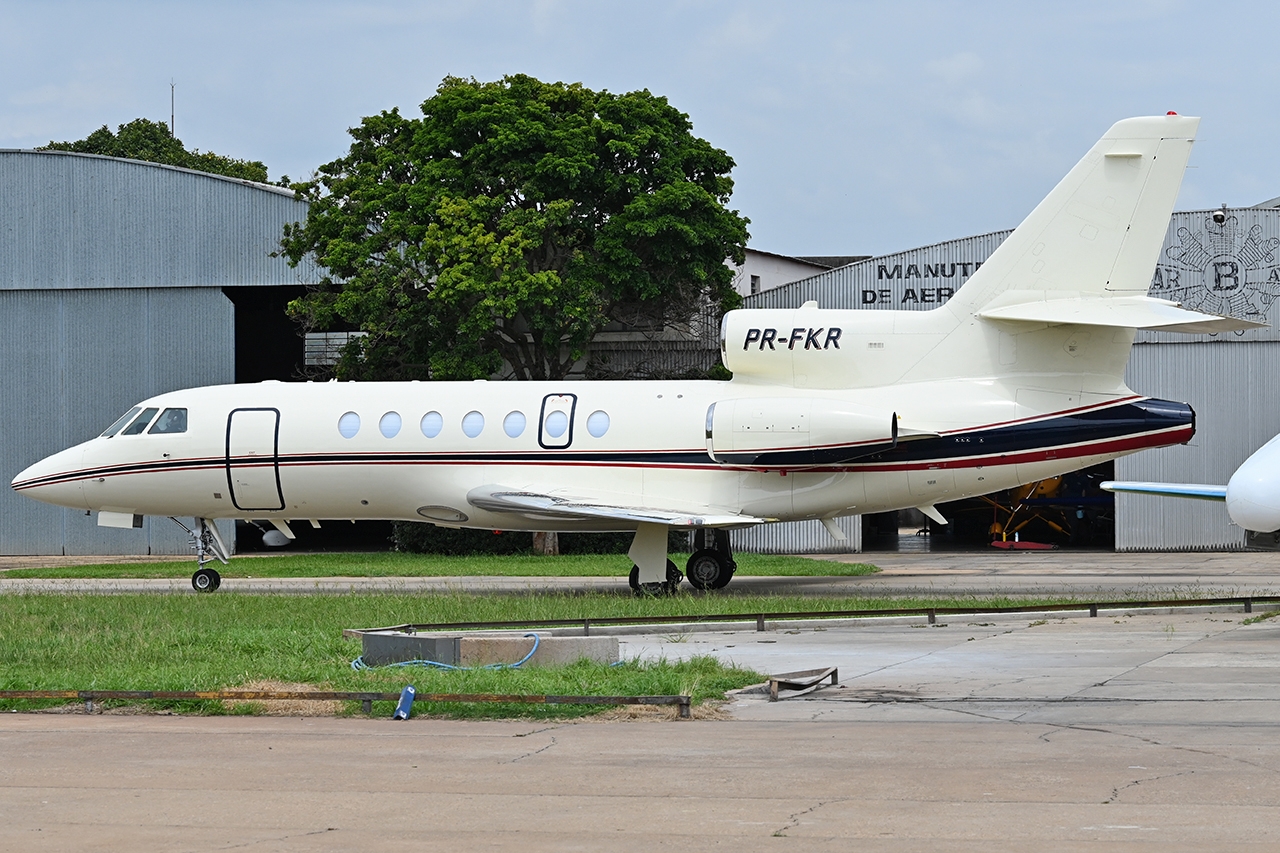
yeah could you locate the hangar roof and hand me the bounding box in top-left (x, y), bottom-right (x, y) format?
top-left (0, 149), bottom-right (317, 290)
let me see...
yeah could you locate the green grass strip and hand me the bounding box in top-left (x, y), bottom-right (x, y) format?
top-left (1, 552), bottom-right (876, 580)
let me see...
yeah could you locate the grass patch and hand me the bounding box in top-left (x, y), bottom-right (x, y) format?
top-left (2, 551), bottom-right (877, 580)
top-left (0, 592), bottom-right (792, 718)
top-left (0, 590), bottom-right (1101, 719)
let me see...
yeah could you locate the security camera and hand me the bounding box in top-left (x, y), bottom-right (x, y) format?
top-left (1212, 207), bottom-right (1227, 225)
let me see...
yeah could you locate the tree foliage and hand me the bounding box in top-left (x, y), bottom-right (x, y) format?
top-left (41, 118), bottom-right (269, 183)
top-left (281, 74), bottom-right (749, 381)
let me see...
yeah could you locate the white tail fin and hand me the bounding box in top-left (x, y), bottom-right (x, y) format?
top-left (950, 114), bottom-right (1200, 314)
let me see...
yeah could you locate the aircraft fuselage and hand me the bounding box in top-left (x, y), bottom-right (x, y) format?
top-left (13, 377), bottom-right (1193, 531)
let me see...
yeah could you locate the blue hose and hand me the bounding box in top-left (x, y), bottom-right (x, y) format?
top-left (351, 633), bottom-right (541, 672)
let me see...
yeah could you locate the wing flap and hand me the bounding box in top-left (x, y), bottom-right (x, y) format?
top-left (466, 485), bottom-right (770, 528)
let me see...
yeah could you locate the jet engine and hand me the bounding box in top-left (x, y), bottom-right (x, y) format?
top-left (705, 398), bottom-right (898, 467)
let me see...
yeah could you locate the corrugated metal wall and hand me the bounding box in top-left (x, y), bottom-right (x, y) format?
top-left (0, 150), bottom-right (315, 289)
top-left (1118, 341), bottom-right (1280, 550)
top-left (0, 151), bottom-right (315, 555)
top-left (0, 288), bottom-right (235, 555)
top-left (745, 231), bottom-right (1013, 311)
top-left (733, 515), bottom-right (861, 555)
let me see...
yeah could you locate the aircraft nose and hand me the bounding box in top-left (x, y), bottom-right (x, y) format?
top-left (1226, 435), bottom-right (1280, 533)
top-left (11, 446), bottom-right (88, 509)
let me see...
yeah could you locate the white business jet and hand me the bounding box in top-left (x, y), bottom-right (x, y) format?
top-left (13, 115), bottom-right (1263, 592)
top-left (1102, 432), bottom-right (1280, 543)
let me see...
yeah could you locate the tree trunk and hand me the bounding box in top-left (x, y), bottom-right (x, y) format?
top-left (532, 531), bottom-right (559, 556)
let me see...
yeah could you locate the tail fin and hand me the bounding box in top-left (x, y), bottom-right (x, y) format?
top-left (895, 115), bottom-right (1259, 394)
top-left (950, 114), bottom-right (1200, 314)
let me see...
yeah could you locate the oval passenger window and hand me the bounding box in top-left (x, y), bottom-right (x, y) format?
top-left (462, 411), bottom-right (485, 438)
top-left (544, 410), bottom-right (568, 438)
top-left (421, 411), bottom-right (443, 438)
top-left (587, 410), bottom-right (610, 438)
top-left (379, 411), bottom-right (402, 438)
top-left (503, 411), bottom-right (526, 438)
top-left (338, 412), bottom-right (360, 439)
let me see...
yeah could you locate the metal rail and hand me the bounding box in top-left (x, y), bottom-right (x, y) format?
top-left (351, 594), bottom-right (1280, 636)
top-left (0, 689), bottom-right (692, 718)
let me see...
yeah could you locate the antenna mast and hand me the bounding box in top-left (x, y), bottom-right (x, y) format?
top-left (170, 80), bottom-right (175, 137)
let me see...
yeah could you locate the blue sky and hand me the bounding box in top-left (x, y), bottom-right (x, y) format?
top-left (4, 1), bottom-right (1278, 256)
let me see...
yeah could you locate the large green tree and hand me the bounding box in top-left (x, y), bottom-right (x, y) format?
top-left (281, 74), bottom-right (749, 382)
top-left (41, 118), bottom-right (269, 183)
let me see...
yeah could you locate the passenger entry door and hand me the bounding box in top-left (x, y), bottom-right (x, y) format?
top-left (538, 394), bottom-right (577, 449)
top-left (226, 408), bottom-right (285, 511)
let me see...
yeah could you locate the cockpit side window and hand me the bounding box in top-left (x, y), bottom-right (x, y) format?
top-left (101, 407), bottom-right (142, 438)
top-left (148, 408), bottom-right (188, 435)
top-left (119, 407), bottom-right (160, 436)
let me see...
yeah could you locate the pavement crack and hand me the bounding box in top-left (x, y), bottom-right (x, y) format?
top-left (512, 724), bottom-right (563, 738)
top-left (1102, 770), bottom-right (1195, 804)
top-left (772, 799), bottom-right (834, 837)
top-left (209, 827), bottom-right (338, 850)
top-left (510, 735), bottom-right (557, 763)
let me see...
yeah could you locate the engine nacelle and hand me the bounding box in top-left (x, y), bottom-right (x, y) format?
top-left (706, 398), bottom-right (898, 467)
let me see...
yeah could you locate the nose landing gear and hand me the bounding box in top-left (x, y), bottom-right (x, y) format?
top-left (169, 517), bottom-right (230, 593)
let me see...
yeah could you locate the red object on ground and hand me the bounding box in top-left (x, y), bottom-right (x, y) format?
top-left (990, 540), bottom-right (1058, 551)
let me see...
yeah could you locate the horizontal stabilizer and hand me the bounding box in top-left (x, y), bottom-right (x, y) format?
top-left (467, 485), bottom-right (770, 528)
top-left (978, 291), bottom-right (1267, 334)
top-left (1100, 481), bottom-right (1227, 501)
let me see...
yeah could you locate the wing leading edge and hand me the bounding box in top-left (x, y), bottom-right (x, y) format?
top-left (466, 485), bottom-right (771, 528)
top-left (1100, 481), bottom-right (1228, 501)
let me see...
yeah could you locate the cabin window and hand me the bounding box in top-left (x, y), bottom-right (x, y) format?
top-left (544, 410), bottom-right (568, 439)
top-left (462, 411), bottom-right (485, 438)
top-left (587, 410), bottom-right (610, 438)
top-left (148, 408), bottom-right (188, 435)
top-left (338, 411), bottom-right (361, 439)
top-left (119, 407), bottom-right (160, 436)
top-left (101, 407), bottom-right (142, 438)
top-left (503, 411), bottom-right (526, 438)
top-left (379, 412), bottom-right (402, 438)
top-left (421, 411), bottom-right (443, 438)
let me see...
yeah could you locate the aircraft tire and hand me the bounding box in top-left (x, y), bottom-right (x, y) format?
top-left (686, 549), bottom-right (729, 590)
top-left (192, 568), bottom-right (221, 593)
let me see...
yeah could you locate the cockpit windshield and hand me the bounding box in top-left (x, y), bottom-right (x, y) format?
top-left (100, 407), bottom-right (142, 438)
top-left (119, 407), bottom-right (160, 436)
top-left (148, 408), bottom-right (188, 434)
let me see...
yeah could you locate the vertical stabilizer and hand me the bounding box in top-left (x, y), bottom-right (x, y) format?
top-left (949, 114), bottom-right (1199, 315)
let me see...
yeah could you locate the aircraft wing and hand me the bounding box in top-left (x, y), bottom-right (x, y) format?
top-left (466, 485), bottom-right (771, 528)
top-left (1100, 481), bottom-right (1227, 501)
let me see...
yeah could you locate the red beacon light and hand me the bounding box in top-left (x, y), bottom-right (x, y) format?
top-left (1167, 111), bottom-right (1179, 115)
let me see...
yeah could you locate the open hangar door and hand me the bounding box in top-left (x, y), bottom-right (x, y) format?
top-left (223, 285), bottom-right (395, 554)
top-left (861, 461), bottom-right (1116, 552)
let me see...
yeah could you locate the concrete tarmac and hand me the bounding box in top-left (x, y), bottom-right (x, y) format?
top-left (4, 608), bottom-right (1280, 850)
top-left (5, 551), bottom-right (1280, 848)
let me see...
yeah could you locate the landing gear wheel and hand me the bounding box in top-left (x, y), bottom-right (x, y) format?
top-left (192, 567), bottom-right (221, 592)
top-left (686, 549), bottom-right (731, 590)
top-left (629, 560), bottom-right (682, 595)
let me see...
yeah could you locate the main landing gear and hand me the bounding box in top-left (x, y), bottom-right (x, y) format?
top-left (685, 529), bottom-right (737, 590)
top-left (626, 524), bottom-right (736, 595)
top-left (169, 517), bottom-right (230, 592)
